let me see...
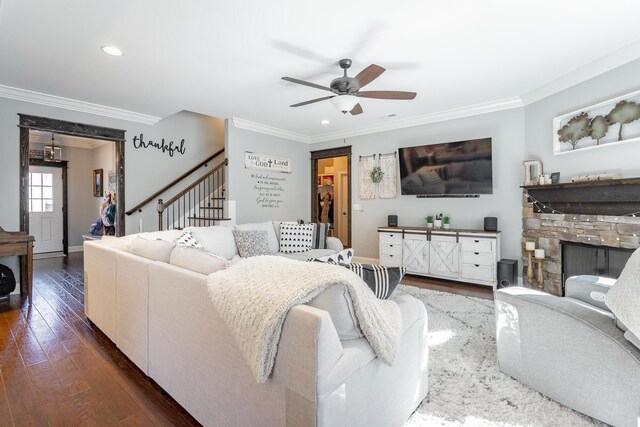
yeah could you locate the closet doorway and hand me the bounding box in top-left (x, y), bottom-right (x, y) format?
top-left (311, 146), bottom-right (352, 248)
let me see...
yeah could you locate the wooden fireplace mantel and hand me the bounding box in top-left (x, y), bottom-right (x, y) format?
top-left (522, 177), bottom-right (640, 216)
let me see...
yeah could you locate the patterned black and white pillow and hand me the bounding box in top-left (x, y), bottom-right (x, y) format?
top-left (279, 222), bottom-right (314, 253)
top-left (232, 230), bottom-right (273, 257)
top-left (311, 222), bottom-right (330, 249)
top-left (342, 263), bottom-right (406, 299)
top-left (309, 248), bottom-right (354, 264)
top-left (176, 231), bottom-right (202, 249)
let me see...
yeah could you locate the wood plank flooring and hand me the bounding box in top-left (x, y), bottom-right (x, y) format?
top-left (0, 253), bottom-right (493, 426)
top-left (0, 253), bottom-right (199, 426)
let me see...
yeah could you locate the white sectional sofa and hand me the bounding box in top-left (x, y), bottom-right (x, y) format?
top-left (83, 223), bottom-right (429, 427)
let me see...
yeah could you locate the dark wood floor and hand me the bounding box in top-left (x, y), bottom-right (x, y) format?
top-left (0, 253), bottom-right (199, 426)
top-left (0, 253), bottom-right (492, 426)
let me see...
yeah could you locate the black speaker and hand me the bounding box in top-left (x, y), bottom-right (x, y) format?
top-left (484, 216), bottom-right (498, 232)
top-left (388, 215), bottom-right (398, 227)
top-left (497, 259), bottom-right (518, 289)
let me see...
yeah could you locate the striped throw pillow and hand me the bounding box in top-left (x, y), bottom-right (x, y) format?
top-left (342, 263), bottom-right (406, 299)
top-left (311, 222), bottom-right (330, 249)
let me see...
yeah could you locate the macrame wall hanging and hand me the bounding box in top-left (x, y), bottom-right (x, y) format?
top-left (358, 152), bottom-right (398, 199)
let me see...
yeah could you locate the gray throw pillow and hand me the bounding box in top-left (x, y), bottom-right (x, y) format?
top-left (232, 230), bottom-right (273, 257)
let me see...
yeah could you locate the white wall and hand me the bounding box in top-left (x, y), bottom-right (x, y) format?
top-left (226, 121), bottom-right (311, 224)
top-left (0, 98), bottom-right (224, 284)
top-left (525, 58), bottom-right (640, 180)
top-left (312, 108), bottom-right (526, 262)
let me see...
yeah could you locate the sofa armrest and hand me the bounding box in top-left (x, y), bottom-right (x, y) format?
top-left (565, 275), bottom-right (615, 312)
top-left (494, 287), bottom-right (640, 427)
top-left (326, 236), bottom-right (343, 252)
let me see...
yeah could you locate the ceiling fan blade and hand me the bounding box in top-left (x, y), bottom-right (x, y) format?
top-left (290, 96), bottom-right (335, 107)
top-left (350, 103), bottom-right (363, 115)
top-left (347, 64), bottom-right (385, 91)
top-left (282, 77), bottom-right (332, 92)
top-left (357, 90), bottom-right (417, 100)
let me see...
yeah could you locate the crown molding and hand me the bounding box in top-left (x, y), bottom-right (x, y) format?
top-left (520, 39), bottom-right (640, 106)
top-left (0, 84), bottom-right (161, 125)
top-left (231, 117), bottom-right (310, 143)
top-left (308, 97), bottom-right (524, 143)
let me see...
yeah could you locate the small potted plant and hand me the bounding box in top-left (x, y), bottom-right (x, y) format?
top-left (425, 215), bottom-right (434, 228)
top-left (443, 215), bottom-right (451, 229)
top-left (434, 213), bottom-right (443, 229)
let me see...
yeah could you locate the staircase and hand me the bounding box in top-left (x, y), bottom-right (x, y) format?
top-left (126, 149), bottom-right (229, 231)
top-left (157, 158), bottom-right (228, 230)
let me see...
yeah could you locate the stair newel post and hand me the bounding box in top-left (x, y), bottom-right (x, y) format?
top-left (157, 199), bottom-right (164, 231)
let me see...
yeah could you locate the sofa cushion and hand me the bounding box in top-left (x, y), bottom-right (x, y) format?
top-left (100, 235), bottom-right (133, 252)
top-left (307, 284), bottom-right (363, 340)
top-left (279, 222), bottom-right (314, 253)
top-left (169, 246), bottom-right (228, 275)
top-left (130, 236), bottom-right (176, 263)
top-left (233, 230), bottom-right (273, 257)
top-left (185, 226), bottom-right (238, 260)
top-left (140, 229), bottom-right (184, 242)
top-left (235, 221), bottom-right (279, 253)
top-left (605, 247), bottom-right (640, 339)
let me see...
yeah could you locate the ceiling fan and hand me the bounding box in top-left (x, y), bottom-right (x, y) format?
top-left (282, 59), bottom-right (417, 115)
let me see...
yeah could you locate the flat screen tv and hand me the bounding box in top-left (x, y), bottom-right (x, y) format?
top-left (399, 138), bottom-right (493, 196)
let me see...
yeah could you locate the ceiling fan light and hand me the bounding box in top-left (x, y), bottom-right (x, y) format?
top-left (330, 95), bottom-right (359, 114)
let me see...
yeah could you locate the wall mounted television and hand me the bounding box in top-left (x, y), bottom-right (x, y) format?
top-left (399, 138), bottom-right (493, 196)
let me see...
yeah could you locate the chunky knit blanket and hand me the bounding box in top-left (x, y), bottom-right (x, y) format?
top-left (207, 255), bottom-right (402, 383)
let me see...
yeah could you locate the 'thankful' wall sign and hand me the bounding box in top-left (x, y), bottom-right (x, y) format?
top-left (132, 134), bottom-right (186, 158)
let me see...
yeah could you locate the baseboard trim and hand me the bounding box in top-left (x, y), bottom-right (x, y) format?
top-left (68, 246), bottom-right (84, 253)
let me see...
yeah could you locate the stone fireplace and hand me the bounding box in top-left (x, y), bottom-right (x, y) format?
top-left (521, 178), bottom-right (640, 295)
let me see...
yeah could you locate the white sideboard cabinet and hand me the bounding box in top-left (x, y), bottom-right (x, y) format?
top-left (378, 226), bottom-right (501, 288)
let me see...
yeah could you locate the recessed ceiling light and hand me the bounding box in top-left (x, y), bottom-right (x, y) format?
top-left (101, 45), bottom-right (124, 56)
top-left (320, 120), bottom-right (330, 125)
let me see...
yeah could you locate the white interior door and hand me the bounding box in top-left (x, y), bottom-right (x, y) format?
top-left (29, 166), bottom-right (63, 254)
top-left (335, 172), bottom-right (349, 245)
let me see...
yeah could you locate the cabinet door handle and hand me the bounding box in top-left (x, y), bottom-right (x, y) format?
top-left (475, 264), bottom-right (479, 267)
top-left (390, 244), bottom-right (393, 247)
top-left (389, 255), bottom-right (393, 257)
top-left (474, 252), bottom-right (479, 255)
top-left (474, 240), bottom-right (480, 243)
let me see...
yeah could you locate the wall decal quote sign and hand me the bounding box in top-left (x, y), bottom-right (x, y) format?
top-left (132, 134), bottom-right (186, 157)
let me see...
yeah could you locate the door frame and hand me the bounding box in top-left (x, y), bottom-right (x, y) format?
top-left (18, 114), bottom-right (126, 237)
top-left (310, 146), bottom-right (352, 247)
top-left (28, 160), bottom-right (69, 255)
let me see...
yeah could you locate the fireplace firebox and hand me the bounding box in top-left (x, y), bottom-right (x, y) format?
top-left (561, 241), bottom-right (633, 295)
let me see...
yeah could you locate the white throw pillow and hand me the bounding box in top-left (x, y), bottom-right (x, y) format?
top-left (185, 226), bottom-right (238, 260)
top-left (169, 246), bottom-right (228, 275)
top-left (605, 247), bottom-right (640, 339)
top-left (235, 221), bottom-right (279, 253)
top-left (130, 236), bottom-right (176, 263)
top-left (279, 222), bottom-right (314, 254)
top-left (311, 248), bottom-right (354, 264)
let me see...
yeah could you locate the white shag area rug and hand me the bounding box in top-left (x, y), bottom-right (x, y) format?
top-left (397, 285), bottom-right (606, 427)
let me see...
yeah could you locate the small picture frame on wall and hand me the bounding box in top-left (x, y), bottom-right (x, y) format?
top-left (523, 160), bottom-right (543, 185)
top-left (550, 172), bottom-right (560, 184)
top-left (93, 169), bottom-right (103, 197)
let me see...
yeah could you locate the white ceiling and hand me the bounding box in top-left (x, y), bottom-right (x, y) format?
top-left (29, 130), bottom-right (110, 149)
top-left (1, 0), bottom-right (640, 141)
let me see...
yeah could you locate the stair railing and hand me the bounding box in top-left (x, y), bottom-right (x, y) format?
top-left (126, 148), bottom-right (225, 217)
top-left (157, 158), bottom-right (228, 230)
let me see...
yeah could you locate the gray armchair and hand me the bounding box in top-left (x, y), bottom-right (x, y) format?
top-left (495, 277), bottom-right (640, 427)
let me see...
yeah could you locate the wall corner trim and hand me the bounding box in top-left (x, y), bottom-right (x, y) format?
top-left (230, 117), bottom-right (310, 143)
top-left (0, 84), bottom-right (161, 125)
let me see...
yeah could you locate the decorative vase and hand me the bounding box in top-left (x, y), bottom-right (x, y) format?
top-left (443, 224), bottom-right (450, 229)
top-left (434, 220), bottom-right (442, 229)
top-left (427, 223), bottom-right (433, 229)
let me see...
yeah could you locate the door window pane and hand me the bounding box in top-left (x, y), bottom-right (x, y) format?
top-left (31, 199), bottom-right (42, 212)
top-left (28, 172), bottom-right (55, 213)
top-left (43, 200), bottom-right (54, 212)
top-left (42, 173), bottom-right (53, 186)
top-left (31, 173), bottom-right (42, 185)
top-left (42, 187), bottom-right (53, 199)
